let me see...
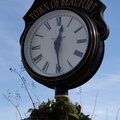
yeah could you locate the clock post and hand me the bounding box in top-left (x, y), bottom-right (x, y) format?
top-left (55, 87), bottom-right (68, 100)
top-left (20, 0), bottom-right (109, 102)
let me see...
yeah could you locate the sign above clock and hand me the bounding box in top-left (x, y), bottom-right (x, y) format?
top-left (28, 0), bottom-right (98, 20)
top-left (20, 0), bottom-right (109, 43)
top-left (20, 0), bottom-right (109, 89)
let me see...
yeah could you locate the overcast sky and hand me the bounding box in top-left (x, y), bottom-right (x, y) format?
top-left (0, 0), bottom-right (120, 120)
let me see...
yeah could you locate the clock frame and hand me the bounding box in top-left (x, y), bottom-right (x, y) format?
top-left (20, 0), bottom-right (109, 90)
top-left (21, 8), bottom-right (102, 89)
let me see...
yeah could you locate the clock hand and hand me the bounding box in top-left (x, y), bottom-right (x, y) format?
top-left (54, 25), bottom-right (63, 48)
top-left (54, 25), bottom-right (63, 73)
top-left (56, 51), bottom-right (61, 73)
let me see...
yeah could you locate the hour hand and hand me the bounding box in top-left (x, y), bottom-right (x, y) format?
top-left (54, 25), bottom-right (63, 53)
top-left (54, 25), bottom-right (63, 73)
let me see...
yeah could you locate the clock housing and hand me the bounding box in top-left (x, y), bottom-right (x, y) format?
top-left (21, 8), bottom-right (101, 89)
top-left (20, 0), bottom-right (109, 89)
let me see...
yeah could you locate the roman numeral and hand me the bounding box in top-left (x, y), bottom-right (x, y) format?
top-left (74, 26), bottom-right (83, 33)
top-left (67, 18), bottom-right (73, 27)
top-left (34, 31), bottom-right (44, 38)
top-left (56, 64), bottom-right (61, 74)
top-left (31, 45), bottom-right (41, 50)
top-left (74, 50), bottom-right (83, 58)
top-left (42, 61), bottom-right (50, 72)
top-left (67, 60), bottom-right (73, 68)
top-left (33, 54), bottom-right (43, 64)
top-left (77, 39), bottom-right (87, 44)
top-left (44, 22), bottom-right (51, 30)
top-left (56, 16), bottom-right (61, 26)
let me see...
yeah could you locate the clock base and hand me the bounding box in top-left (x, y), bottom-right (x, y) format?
top-left (55, 87), bottom-right (69, 100)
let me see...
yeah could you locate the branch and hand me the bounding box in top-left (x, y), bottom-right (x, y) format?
top-left (10, 66), bottom-right (36, 109)
top-left (116, 107), bottom-right (120, 120)
top-left (91, 91), bottom-right (99, 119)
top-left (78, 87), bottom-right (83, 113)
top-left (3, 90), bottom-right (22, 119)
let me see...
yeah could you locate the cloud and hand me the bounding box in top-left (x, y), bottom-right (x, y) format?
top-left (79, 72), bottom-right (120, 92)
top-left (68, 72), bottom-right (120, 120)
top-left (69, 72), bottom-right (120, 98)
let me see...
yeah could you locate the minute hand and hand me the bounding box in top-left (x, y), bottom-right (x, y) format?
top-left (54, 25), bottom-right (63, 73)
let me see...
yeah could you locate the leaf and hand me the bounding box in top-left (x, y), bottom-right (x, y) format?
top-left (69, 113), bottom-right (79, 119)
top-left (27, 108), bottom-right (34, 113)
top-left (76, 105), bottom-right (81, 113)
top-left (30, 109), bottom-right (39, 117)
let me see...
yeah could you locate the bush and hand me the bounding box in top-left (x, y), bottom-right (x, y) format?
top-left (23, 98), bottom-right (91, 120)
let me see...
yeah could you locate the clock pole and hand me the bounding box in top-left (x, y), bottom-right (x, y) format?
top-left (55, 87), bottom-right (69, 101)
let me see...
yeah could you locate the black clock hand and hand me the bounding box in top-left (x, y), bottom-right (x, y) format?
top-left (56, 51), bottom-right (61, 73)
top-left (54, 25), bottom-right (63, 73)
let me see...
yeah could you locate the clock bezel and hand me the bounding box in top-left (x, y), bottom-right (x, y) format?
top-left (21, 7), bottom-right (99, 88)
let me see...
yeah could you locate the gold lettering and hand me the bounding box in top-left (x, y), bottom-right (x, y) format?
top-left (74, 0), bottom-right (79, 6)
top-left (89, 3), bottom-right (98, 12)
top-left (65, 0), bottom-right (69, 5)
top-left (37, 6), bottom-right (44, 14)
top-left (28, 0), bottom-right (98, 22)
top-left (61, 0), bottom-right (65, 6)
top-left (56, 0), bottom-right (59, 7)
top-left (82, 0), bottom-right (89, 8)
top-left (69, 0), bottom-right (74, 6)
top-left (78, 0), bottom-right (98, 12)
top-left (29, 13), bottom-right (35, 20)
top-left (43, 2), bottom-right (50, 10)
top-left (51, 0), bottom-right (55, 8)
top-left (51, 0), bottom-right (59, 8)
top-left (85, 1), bottom-right (93, 11)
top-left (28, 2), bottom-right (50, 21)
top-left (33, 10), bottom-right (40, 18)
top-left (78, 0), bottom-right (83, 7)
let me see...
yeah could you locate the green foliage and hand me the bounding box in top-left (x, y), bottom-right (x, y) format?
top-left (22, 98), bottom-right (91, 120)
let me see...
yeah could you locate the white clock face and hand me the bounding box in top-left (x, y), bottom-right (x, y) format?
top-left (24, 10), bottom-right (89, 77)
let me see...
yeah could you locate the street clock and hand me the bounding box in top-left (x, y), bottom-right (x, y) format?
top-left (20, 0), bottom-right (109, 91)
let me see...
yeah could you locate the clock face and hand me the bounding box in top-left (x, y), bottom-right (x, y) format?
top-left (23, 9), bottom-right (89, 78)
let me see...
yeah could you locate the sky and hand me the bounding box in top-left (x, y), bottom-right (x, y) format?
top-left (0, 0), bottom-right (120, 120)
